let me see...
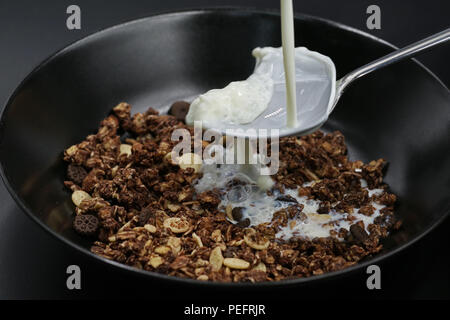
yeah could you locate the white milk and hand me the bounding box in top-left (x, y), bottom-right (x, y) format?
top-left (281, 0), bottom-right (297, 128)
top-left (185, 46), bottom-right (335, 135)
top-left (195, 162), bottom-right (385, 240)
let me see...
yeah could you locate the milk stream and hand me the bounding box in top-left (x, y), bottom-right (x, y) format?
top-left (281, 0), bottom-right (298, 128)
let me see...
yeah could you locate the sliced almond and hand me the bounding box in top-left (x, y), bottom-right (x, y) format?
top-left (167, 236), bottom-right (181, 254)
top-left (154, 245), bottom-right (171, 255)
top-left (65, 145), bottom-right (78, 156)
top-left (223, 258), bottom-right (250, 270)
top-left (148, 255), bottom-right (163, 268)
top-left (308, 213), bottom-right (331, 222)
top-left (166, 202), bottom-right (181, 213)
top-left (178, 190), bottom-right (191, 202)
top-left (163, 217), bottom-right (190, 233)
top-left (144, 224), bottom-right (157, 233)
top-left (119, 144), bottom-right (132, 157)
top-left (253, 262), bottom-right (267, 273)
top-left (192, 233), bottom-right (203, 247)
top-left (244, 228), bottom-right (270, 250)
top-left (194, 267), bottom-right (205, 276)
top-left (194, 259), bottom-right (209, 267)
top-left (71, 190), bottom-right (92, 207)
top-left (209, 247), bottom-right (224, 271)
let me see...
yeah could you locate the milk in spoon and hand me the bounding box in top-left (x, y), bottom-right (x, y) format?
top-left (185, 47), bottom-right (335, 136)
top-left (185, 0), bottom-right (336, 137)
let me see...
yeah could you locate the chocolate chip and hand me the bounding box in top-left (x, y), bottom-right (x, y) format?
top-left (275, 195), bottom-right (298, 204)
top-left (350, 224), bottom-right (368, 242)
top-left (236, 218), bottom-right (250, 228)
top-left (168, 101), bottom-right (190, 121)
top-left (138, 207), bottom-right (152, 226)
top-left (67, 164), bottom-right (87, 185)
top-left (73, 214), bottom-right (99, 236)
top-left (231, 207), bottom-right (244, 221)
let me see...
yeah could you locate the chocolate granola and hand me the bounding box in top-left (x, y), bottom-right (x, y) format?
top-left (63, 102), bottom-right (400, 282)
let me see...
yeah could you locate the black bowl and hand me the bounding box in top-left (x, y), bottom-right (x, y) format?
top-left (0, 8), bottom-right (449, 288)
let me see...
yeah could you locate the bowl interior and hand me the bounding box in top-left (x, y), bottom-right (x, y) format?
top-left (1, 9), bottom-right (449, 283)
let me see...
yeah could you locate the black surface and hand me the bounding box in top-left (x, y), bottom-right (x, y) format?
top-left (0, 0), bottom-right (449, 300)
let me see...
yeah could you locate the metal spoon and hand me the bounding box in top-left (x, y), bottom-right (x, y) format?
top-left (331, 28), bottom-right (450, 114)
top-left (224, 28), bottom-right (450, 139)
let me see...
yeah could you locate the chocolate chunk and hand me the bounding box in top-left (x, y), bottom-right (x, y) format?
top-left (275, 195), bottom-right (298, 204)
top-left (67, 164), bottom-right (87, 185)
top-left (317, 201), bottom-right (331, 214)
top-left (350, 224), bottom-right (368, 242)
top-left (168, 101), bottom-right (190, 121)
top-left (73, 214), bottom-right (99, 236)
top-left (231, 207), bottom-right (244, 221)
top-left (236, 218), bottom-right (250, 228)
top-left (138, 207), bottom-right (152, 226)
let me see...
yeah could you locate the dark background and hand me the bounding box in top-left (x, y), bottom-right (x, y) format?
top-left (0, 0), bottom-right (448, 300)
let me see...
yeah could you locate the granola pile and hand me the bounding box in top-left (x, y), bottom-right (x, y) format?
top-left (63, 102), bottom-right (400, 282)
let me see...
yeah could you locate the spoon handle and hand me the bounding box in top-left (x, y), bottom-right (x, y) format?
top-left (335, 28), bottom-right (450, 102)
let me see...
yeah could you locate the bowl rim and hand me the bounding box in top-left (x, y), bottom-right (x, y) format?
top-left (0, 6), bottom-right (449, 288)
